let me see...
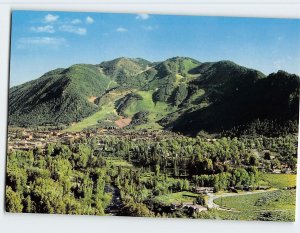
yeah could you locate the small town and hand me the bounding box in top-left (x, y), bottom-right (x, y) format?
top-left (7, 128), bottom-right (180, 152)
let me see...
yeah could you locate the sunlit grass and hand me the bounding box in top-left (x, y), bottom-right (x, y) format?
top-left (154, 191), bottom-right (199, 205)
top-left (259, 173), bottom-right (297, 189)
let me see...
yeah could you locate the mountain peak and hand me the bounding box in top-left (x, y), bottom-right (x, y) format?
top-left (166, 56), bottom-right (200, 62)
top-left (98, 57), bottom-right (152, 85)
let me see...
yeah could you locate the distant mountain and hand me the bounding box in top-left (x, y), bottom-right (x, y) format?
top-left (8, 57), bottom-right (299, 136)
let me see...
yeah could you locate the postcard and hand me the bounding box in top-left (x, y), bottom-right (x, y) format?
top-left (6, 11), bottom-right (299, 221)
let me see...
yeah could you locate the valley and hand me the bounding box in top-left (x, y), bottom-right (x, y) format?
top-left (6, 126), bottom-right (298, 221)
top-left (5, 56), bottom-right (299, 221)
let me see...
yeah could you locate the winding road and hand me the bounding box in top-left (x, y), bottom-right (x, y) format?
top-left (207, 189), bottom-right (277, 210)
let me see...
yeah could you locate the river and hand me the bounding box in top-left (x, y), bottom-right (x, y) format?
top-left (104, 185), bottom-right (123, 216)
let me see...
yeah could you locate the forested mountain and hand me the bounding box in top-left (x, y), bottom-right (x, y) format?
top-left (8, 64), bottom-right (113, 126)
top-left (98, 57), bottom-right (152, 85)
top-left (8, 57), bottom-right (299, 136)
top-left (160, 67), bottom-right (299, 136)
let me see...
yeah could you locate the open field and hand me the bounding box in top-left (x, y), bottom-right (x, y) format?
top-left (65, 102), bottom-right (116, 132)
top-left (105, 158), bottom-right (133, 168)
top-left (124, 90), bottom-right (174, 130)
top-left (124, 91), bottom-right (171, 117)
top-left (259, 174), bottom-right (297, 189)
top-left (65, 88), bottom-right (130, 132)
top-left (214, 189), bottom-right (296, 221)
top-left (154, 191), bottom-right (199, 205)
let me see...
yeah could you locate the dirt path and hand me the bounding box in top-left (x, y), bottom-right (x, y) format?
top-left (88, 96), bottom-right (97, 104)
top-left (207, 189), bottom-right (277, 210)
top-left (115, 117), bottom-right (131, 128)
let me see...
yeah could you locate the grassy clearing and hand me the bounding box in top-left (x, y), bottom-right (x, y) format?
top-left (214, 190), bottom-right (296, 221)
top-left (182, 59), bottom-right (199, 71)
top-left (259, 173), bottom-right (297, 189)
top-left (154, 191), bottom-right (199, 205)
top-left (214, 190), bottom-right (295, 211)
top-left (124, 90), bottom-right (174, 130)
top-left (65, 88), bottom-right (132, 132)
top-left (189, 89), bottom-right (206, 104)
top-left (175, 74), bottom-right (187, 85)
top-left (65, 102), bottom-right (116, 132)
top-left (105, 158), bottom-right (133, 167)
top-left (65, 89), bottom-right (174, 132)
top-left (124, 91), bottom-right (169, 116)
top-left (106, 80), bottom-right (118, 90)
top-left (134, 121), bottom-right (163, 130)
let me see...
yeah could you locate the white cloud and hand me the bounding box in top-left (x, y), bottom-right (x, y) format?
top-left (116, 27), bottom-right (128, 32)
top-left (44, 14), bottom-right (59, 23)
top-left (86, 16), bottom-right (94, 24)
top-left (17, 37), bottom-right (66, 48)
top-left (71, 19), bottom-right (82, 24)
top-left (136, 14), bottom-right (150, 20)
top-left (59, 25), bottom-right (87, 35)
top-left (30, 25), bottom-right (55, 33)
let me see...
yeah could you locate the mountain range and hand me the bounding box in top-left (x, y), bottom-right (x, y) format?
top-left (8, 57), bottom-right (299, 136)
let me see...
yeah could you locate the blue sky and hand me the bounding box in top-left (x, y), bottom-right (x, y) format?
top-left (10, 10), bottom-right (300, 86)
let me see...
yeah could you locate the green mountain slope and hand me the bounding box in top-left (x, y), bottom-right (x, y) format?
top-left (98, 57), bottom-right (152, 86)
top-left (8, 64), bottom-right (112, 126)
top-left (8, 57), bottom-right (299, 136)
top-left (161, 69), bottom-right (299, 136)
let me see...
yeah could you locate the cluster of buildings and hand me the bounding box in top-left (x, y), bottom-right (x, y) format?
top-left (7, 128), bottom-right (178, 153)
top-left (97, 128), bottom-right (179, 141)
top-left (7, 129), bottom-right (94, 152)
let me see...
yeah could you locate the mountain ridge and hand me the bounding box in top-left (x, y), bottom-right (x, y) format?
top-left (8, 57), bottom-right (299, 136)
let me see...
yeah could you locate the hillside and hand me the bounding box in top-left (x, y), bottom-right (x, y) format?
top-left (8, 64), bottom-right (113, 126)
top-left (98, 57), bottom-right (152, 86)
top-left (161, 69), bottom-right (299, 136)
top-left (8, 57), bottom-right (299, 136)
